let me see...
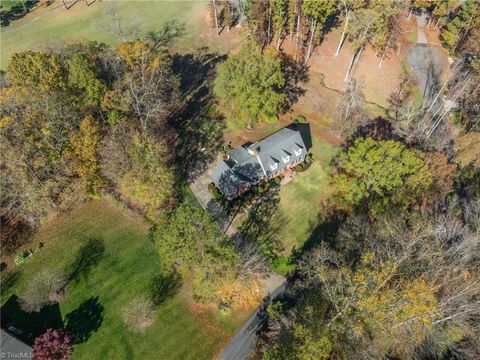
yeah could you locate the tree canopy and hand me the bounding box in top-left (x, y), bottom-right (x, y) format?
top-left (331, 137), bottom-right (432, 215)
top-left (214, 39), bottom-right (286, 128)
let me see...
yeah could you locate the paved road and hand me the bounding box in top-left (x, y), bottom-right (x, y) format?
top-left (188, 159), bottom-right (287, 360)
top-left (416, 13), bottom-right (428, 44)
top-left (217, 281), bottom-right (286, 360)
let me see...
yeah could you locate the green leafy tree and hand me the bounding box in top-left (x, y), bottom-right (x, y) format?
top-left (67, 53), bottom-right (107, 107)
top-left (331, 137), bottom-right (432, 215)
top-left (153, 204), bottom-right (239, 302)
top-left (301, 0), bottom-right (336, 64)
top-left (68, 116), bottom-right (105, 197)
top-left (214, 39), bottom-right (286, 128)
top-left (6, 51), bottom-right (66, 91)
top-left (440, 0), bottom-right (479, 54)
top-left (271, 0), bottom-right (289, 49)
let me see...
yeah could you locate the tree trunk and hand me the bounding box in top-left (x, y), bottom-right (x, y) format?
top-left (345, 46), bottom-right (363, 81)
top-left (212, 0), bottom-right (219, 37)
top-left (296, 13), bottom-right (300, 38)
top-left (434, 17), bottom-right (440, 29)
top-left (21, 0), bottom-right (27, 13)
top-left (408, 8), bottom-right (412, 20)
top-left (62, 0), bottom-right (68, 9)
top-left (378, 32), bottom-right (393, 68)
top-left (335, 13), bottom-right (349, 57)
top-left (304, 19), bottom-right (317, 65)
top-left (267, 5), bottom-right (272, 44)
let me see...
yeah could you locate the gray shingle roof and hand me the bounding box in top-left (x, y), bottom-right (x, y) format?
top-left (212, 123), bottom-right (311, 198)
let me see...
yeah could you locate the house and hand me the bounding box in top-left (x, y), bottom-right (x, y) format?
top-left (212, 123), bottom-right (312, 199)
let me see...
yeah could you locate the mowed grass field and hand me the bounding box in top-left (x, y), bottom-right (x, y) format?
top-left (278, 136), bottom-right (336, 254)
top-left (1, 200), bottom-right (247, 360)
top-left (1, 0), bottom-right (211, 68)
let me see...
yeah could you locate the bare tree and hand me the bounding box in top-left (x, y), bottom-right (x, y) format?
top-left (337, 79), bottom-right (367, 136)
top-left (20, 269), bottom-right (67, 312)
top-left (122, 296), bottom-right (154, 332)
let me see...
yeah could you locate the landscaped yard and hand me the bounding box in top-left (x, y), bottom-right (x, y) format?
top-left (1, 0), bottom-right (215, 68)
top-left (278, 137), bottom-right (336, 254)
top-left (1, 200), bottom-right (248, 360)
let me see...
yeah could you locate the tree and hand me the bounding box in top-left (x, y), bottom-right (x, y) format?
top-left (214, 39), bottom-right (286, 128)
top-left (337, 79), bottom-right (367, 136)
top-left (153, 204), bottom-right (260, 305)
top-left (122, 296), bottom-right (154, 332)
top-left (301, 0), bottom-right (336, 64)
top-left (331, 137), bottom-right (432, 215)
top-left (67, 53), bottom-right (107, 107)
top-left (100, 121), bottom-right (174, 220)
top-left (334, 0), bottom-right (366, 57)
top-left (20, 269), bottom-right (67, 312)
top-left (68, 116), bottom-right (104, 197)
top-left (6, 51), bottom-right (66, 91)
top-left (440, 0), bottom-right (479, 54)
top-left (271, 0), bottom-right (289, 49)
top-left (33, 328), bottom-right (74, 360)
top-left (115, 40), bottom-right (180, 132)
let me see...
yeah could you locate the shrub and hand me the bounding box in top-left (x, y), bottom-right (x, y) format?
top-left (20, 269), bottom-right (67, 312)
top-left (295, 163), bottom-right (305, 171)
top-left (293, 115), bottom-right (306, 124)
top-left (122, 296), bottom-right (154, 332)
top-left (305, 153), bottom-right (313, 163)
top-left (33, 328), bottom-right (74, 360)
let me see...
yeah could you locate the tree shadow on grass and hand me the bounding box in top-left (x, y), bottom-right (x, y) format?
top-left (149, 273), bottom-right (182, 308)
top-left (0, 0), bottom-right (39, 27)
top-left (238, 189), bottom-right (288, 264)
top-left (289, 213), bottom-right (345, 264)
top-left (68, 238), bottom-right (105, 283)
top-left (170, 50), bottom-right (227, 181)
top-left (64, 296), bottom-right (104, 344)
top-left (0, 295), bottom-right (63, 345)
top-left (1, 270), bottom-right (22, 295)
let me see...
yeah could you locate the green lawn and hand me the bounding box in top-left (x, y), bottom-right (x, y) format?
top-left (1, 200), bottom-right (246, 360)
top-left (1, 0), bottom-right (212, 68)
top-left (278, 137), bottom-right (336, 254)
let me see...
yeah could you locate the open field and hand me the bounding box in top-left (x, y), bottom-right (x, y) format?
top-left (1, 0), bottom-right (238, 68)
top-left (1, 200), bottom-right (248, 360)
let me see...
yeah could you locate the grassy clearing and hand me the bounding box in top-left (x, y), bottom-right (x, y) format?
top-left (1, 0), bottom-right (210, 68)
top-left (1, 200), bottom-right (247, 360)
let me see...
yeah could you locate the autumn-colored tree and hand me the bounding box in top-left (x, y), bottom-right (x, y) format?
top-left (68, 116), bottom-right (105, 197)
top-left (214, 39), bottom-right (286, 128)
top-left (115, 40), bottom-right (180, 132)
top-left (454, 132), bottom-right (480, 171)
top-left (6, 51), bottom-right (66, 91)
top-left (331, 137), bottom-right (432, 215)
top-left (101, 121), bottom-right (174, 220)
top-left (32, 328), bottom-right (74, 360)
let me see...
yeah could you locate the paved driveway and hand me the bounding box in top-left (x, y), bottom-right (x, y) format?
top-left (188, 159), bottom-right (287, 359)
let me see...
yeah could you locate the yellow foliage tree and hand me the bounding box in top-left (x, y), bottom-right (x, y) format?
top-left (69, 116), bottom-right (104, 197)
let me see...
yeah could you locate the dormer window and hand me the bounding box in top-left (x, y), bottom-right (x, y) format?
top-left (282, 155), bottom-right (290, 163)
top-left (270, 162), bottom-right (278, 170)
top-left (294, 148), bottom-right (302, 156)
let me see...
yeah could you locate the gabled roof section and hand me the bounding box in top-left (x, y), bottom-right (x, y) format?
top-left (211, 123), bottom-right (312, 199)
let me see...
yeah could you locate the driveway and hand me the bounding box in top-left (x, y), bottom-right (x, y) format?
top-left (188, 159), bottom-right (287, 359)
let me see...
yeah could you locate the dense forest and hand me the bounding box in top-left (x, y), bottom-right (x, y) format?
top-left (1, 0), bottom-right (479, 358)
